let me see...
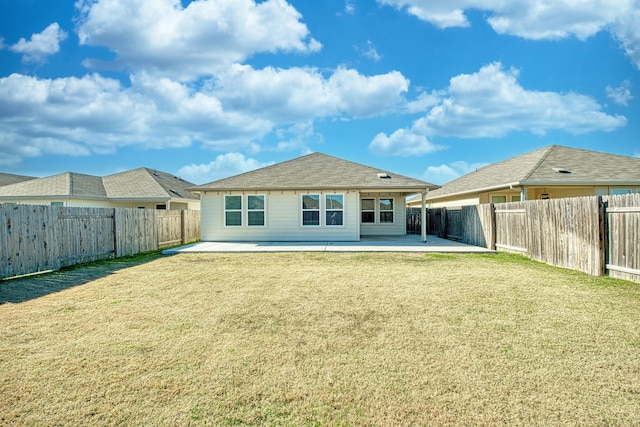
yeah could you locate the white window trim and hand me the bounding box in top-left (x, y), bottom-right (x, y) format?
top-left (301, 194), bottom-right (321, 227)
top-left (379, 197), bottom-right (395, 224)
top-left (247, 194), bottom-right (266, 227)
top-left (325, 194), bottom-right (345, 227)
top-left (361, 198), bottom-right (376, 224)
top-left (224, 195), bottom-right (243, 227)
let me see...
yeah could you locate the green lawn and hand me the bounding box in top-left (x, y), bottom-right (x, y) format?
top-left (1, 252), bottom-right (639, 426)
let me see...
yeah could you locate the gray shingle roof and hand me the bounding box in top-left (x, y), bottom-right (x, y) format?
top-left (427, 145), bottom-right (640, 200)
top-left (191, 152), bottom-right (438, 192)
top-left (103, 168), bottom-right (199, 200)
top-left (0, 172), bottom-right (106, 198)
top-left (0, 168), bottom-right (198, 201)
top-left (0, 173), bottom-right (36, 187)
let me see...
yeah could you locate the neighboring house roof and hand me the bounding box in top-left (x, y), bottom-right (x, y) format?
top-left (191, 152), bottom-right (438, 192)
top-left (0, 172), bottom-right (107, 199)
top-left (103, 168), bottom-right (199, 200)
top-left (0, 168), bottom-right (198, 202)
top-left (0, 173), bottom-right (37, 187)
top-left (426, 145), bottom-right (640, 200)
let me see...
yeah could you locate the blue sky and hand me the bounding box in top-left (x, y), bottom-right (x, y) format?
top-left (1, 0), bottom-right (638, 185)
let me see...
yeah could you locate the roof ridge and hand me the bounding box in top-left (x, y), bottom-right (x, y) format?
top-left (522, 145), bottom-right (556, 181)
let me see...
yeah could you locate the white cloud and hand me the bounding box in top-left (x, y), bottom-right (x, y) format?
top-left (0, 72), bottom-right (273, 163)
top-left (423, 160), bottom-right (488, 185)
top-left (344, 1), bottom-right (357, 15)
top-left (76, 0), bottom-right (321, 80)
top-left (427, 63), bottom-right (626, 137)
top-left (361, 40), bottom-right (382, 62)
top-left (606, 80), bottom-right (633, 106)
top-left (9, 23), bottom-right (67, 63)
top-left (369, 129), bottom-right (446, 157)
top-left (214, 64), bottom-right (409, 121)
top-left (0, 62), bottom-right (411, 165)
top-left (370, 62), bottom-right (627, 156)
top-left (377, 0), bottom-right (640, 68)
top-left (404, 90), bottom-right (442, 113)
top-left (177, 152), bottom-right (274, 184)
top-left (610, 8), bottom-right (640, 69)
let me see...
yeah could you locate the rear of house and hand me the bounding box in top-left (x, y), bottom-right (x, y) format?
top-left (190, 153), bottom-right (438, 242)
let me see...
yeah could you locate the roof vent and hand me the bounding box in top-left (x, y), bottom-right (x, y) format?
top-left (377, 173), bottom-right (391, 179)
top-left (552, 167), bottom-right (572, 174)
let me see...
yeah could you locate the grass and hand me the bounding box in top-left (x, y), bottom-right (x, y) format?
top-left (1, 252), bottom-right (639, 426)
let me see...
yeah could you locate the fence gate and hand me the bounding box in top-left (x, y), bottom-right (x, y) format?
top-left (406, 207), bottom-right (422, 235)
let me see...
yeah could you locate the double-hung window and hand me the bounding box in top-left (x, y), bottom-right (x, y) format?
top-left (225, 195), bottom-right (242, 226)
top-left (361, 198), bottom-right (375, 223)
top-left (247, 195), bottom-right (265, 226)
top-left (379, 198), bottom-right (394, 223)
top-left (325, 194), bottom-right (344, 226)
top-left (491, 195), bottom-right (507, 204)
top-left (302, 194), bottom-right (320, 226)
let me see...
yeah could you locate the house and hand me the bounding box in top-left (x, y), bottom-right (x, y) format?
top-left (408, 145), bottom-right (640, 208)
top-left (0, 168), bottom-right (200, 210)
top-left (189, 152), bottom-right (438, 242)
top-left (0, 173), bottom-right (36, 187)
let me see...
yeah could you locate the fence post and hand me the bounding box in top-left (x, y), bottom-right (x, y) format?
top-left (181, 210), bottom-right (187, 245)
top-left (597, 196), bottom-right (607, 276)
top-left (112, 208), bottom-right (118, 258)
top-left (488, 203), bottom-right (496, 250)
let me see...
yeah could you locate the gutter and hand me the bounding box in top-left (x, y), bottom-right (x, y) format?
top-left (426, 181), bottom-right (522, 200)
top-left (190, 186), bottom-right (434, 194)
top-left (426, 180), bottom-right (640, 201)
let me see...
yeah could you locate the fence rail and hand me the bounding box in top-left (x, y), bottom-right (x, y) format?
top-left (1, 205), bottom-right (200, 280)
top-left (427, 194), bottom-right (639, 283)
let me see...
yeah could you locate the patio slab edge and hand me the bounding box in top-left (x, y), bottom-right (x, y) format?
top-left (162, 236), bottom-right (494, 254)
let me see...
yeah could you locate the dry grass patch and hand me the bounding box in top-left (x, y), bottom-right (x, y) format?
top-left (1, 252), bottom-right (639, 426)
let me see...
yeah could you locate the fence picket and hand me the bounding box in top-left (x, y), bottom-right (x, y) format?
top-left (426, 194), bottom-right (638, 283)
top-left (1, 206), bottom-right (200, 280)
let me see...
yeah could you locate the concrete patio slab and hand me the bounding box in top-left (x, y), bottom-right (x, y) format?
top-left (162, 235), bottom-right (494, 254)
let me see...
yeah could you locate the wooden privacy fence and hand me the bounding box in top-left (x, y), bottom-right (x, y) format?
top-left (429, 193), bottom-right (640, 283)
top-left (0, 205), bottom-right (200, 280)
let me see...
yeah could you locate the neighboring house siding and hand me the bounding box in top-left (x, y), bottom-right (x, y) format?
top-left (425, 195), bottom-right (481, 208)
top-left (201, 191), bottom-right (360, 241)
top-left (0, 199), bottom-right (113, 208)
top-left (526, 186), bottom-right (595, 200)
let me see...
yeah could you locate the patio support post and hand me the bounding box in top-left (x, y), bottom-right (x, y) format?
top-left (421, 190), bottom-right (428, 242)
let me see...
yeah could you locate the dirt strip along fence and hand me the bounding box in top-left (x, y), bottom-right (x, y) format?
top-left (428, 193), bottom-right (640, 283)
top-left (1, 204), bottom-right (200, 280)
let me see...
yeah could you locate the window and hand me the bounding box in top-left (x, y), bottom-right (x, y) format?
top-left (511, 195), bottom-right (521, 202)
top-left (325, 194), bottom-right (344, 226)
top-left (302, 194), bottom-right (320, 226)
top-left (156, 204), bottom-right (167, 210)
top-left (491, 195), bottom-right (507, 204)
top-left (225, 195), bottom-right (242, 226)
top-left (361, 198), bottom-right (375, 223)
top-left (611, 189), bottom-right (632, 195)
top-left (247, 195), bottom-right (265, 226)
top-left (379, 198), bottom-right (394, 223)
top-left (50, 202), bottom-right (63, 207)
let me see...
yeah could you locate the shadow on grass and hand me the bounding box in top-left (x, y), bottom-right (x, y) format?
top-left (0, 251), bottom-right (164, 304)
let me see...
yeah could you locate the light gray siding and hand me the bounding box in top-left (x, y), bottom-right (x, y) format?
top-left (201, 191), bottom-right (409, 241)
top-left (359, 195), bottom-right (407, 236)
top-left (201, 191), bottom-right (360, 241)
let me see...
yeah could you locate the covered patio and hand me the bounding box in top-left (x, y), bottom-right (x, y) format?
top-left (163, 234), bottom-right (494, 254)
